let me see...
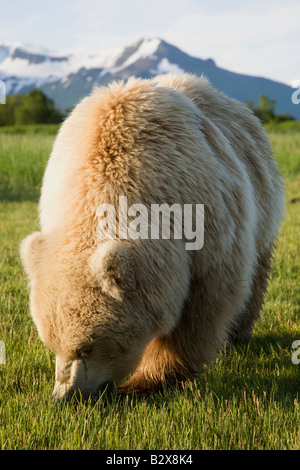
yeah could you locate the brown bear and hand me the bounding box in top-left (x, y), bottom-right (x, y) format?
top-left (20, 73), bottom-right (284, 402)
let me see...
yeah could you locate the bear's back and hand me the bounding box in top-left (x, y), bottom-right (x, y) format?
top-left (39, 74), bottom-right (283, 262)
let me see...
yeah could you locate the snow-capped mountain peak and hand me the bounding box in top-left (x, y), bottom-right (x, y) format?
top-left (0, 38), bottom-right (298, 119)
top-left (0, 37), bottom-right (174, 96)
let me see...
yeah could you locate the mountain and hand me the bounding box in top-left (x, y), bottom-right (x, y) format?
top-left (0, 38), bottom-right (298, 119)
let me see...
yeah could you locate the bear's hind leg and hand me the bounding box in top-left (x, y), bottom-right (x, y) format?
top-left (229, 247), bottom-right (274, 343)
top-left (116, 335), bottom-right (196, 396)
top-left (117, 277), bottom-right (233, 396)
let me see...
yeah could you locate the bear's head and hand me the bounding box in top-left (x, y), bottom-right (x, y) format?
top-left (20, 232), bottom-right (190, 402)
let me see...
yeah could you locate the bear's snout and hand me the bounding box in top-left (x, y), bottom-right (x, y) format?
top-left (51, 356), bottom-right (114, 403)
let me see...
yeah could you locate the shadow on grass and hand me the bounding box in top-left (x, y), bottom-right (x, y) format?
top-left (103, 331), bottom-right (300, 410)
top-left (201, 331), bottom-right (300, 405)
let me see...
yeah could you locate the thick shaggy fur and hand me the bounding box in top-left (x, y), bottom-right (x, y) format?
top-left (20, 74), bottom-right (284, 400)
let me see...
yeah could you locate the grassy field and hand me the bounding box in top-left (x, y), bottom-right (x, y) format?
top-left (0, 123), bottom-right (299, 450)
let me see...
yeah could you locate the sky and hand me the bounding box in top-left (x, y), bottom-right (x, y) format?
top-left (0, 0), bottom-right (299, 85)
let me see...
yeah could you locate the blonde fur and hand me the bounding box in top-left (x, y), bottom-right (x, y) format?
top-left (20, 74), bottom-right (284, 400)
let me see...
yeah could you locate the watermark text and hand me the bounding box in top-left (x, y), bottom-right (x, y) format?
top-left (291, 79), bottom-right (300, 105)
top-left (0, 341), bottom-right (5, 365)
top-left (0, 80), bottom-right (5, 104)
top-left (96, 196), bottom-right (204, 250)
top-left (291, 340), bottom-right (300, 365)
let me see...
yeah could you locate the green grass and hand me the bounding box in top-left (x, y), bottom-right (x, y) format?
top-left (0, 134), bottom-right (53, 201)
top-left (0, 124), bottom-right (299, 450)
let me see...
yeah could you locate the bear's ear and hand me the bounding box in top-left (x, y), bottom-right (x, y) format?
top-left (88, 240), bottom-right (136, 300)
top-left (19, 232), bottom-right (44, 278)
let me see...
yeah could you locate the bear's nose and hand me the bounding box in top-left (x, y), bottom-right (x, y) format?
top-left (50, 381), bottom-right (74, 403)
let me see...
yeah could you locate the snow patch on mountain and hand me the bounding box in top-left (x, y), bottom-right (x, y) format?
top-left (122, 38), bottom-right (160, 67)
top-left (98, 38), bottom-right (161, 79)
top-left (151, 58), bottom-right (185, 76)
top-left (0, 42), bottom-right (126, 80)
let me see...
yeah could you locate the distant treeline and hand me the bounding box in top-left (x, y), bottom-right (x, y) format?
top-left (0, 89), bottom-right (64, 126)
top-left (0, 89), bottom-right (296, 127)
top-left (246, 95), bottom-right (295, 124)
